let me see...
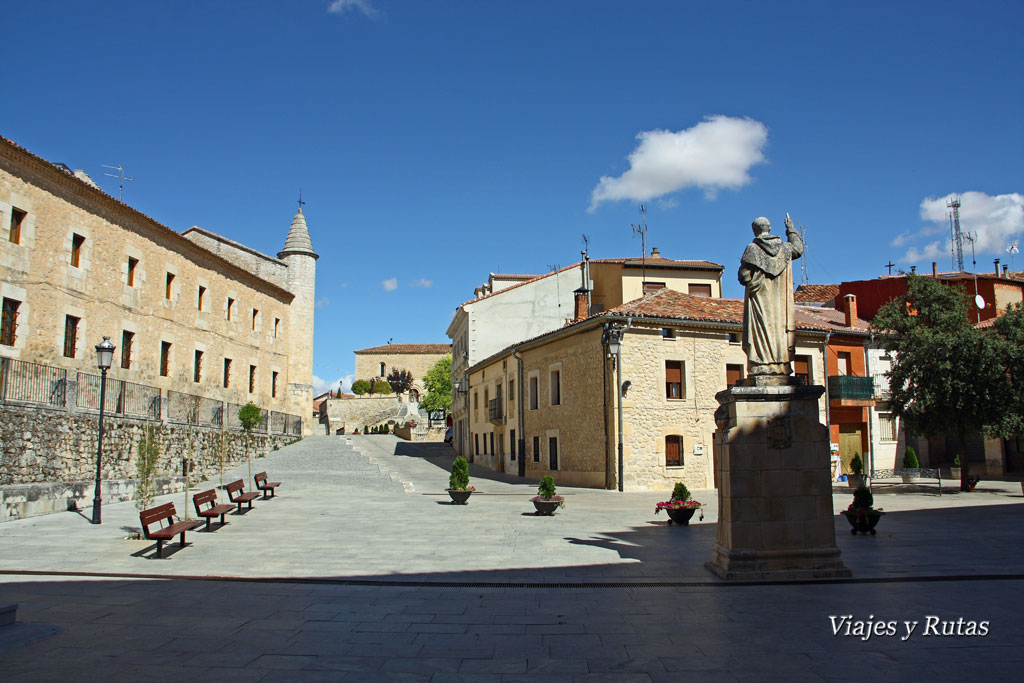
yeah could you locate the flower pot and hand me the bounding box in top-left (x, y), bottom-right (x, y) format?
top-left (447, 489), bottom-right (472, 505)
top-left (950, 467), bottom-right (961, 481)
top-left (846, 474), bottom-right (864, 488)
top-left (532, 498), bottom-right (561, 515)
top-left (841, 509), bottom-right (884, 535)
top-left (665, 507), bottom-right (697, 526)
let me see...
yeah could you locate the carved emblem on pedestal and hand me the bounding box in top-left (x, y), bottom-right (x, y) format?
top-left (767, 416), bottom-right (792, 449)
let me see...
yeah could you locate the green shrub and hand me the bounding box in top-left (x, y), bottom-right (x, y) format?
top-left (537, 475), bottom-right (557, 499)
top-left (372, 379), bottom-right (392, 394)
top-left (671, 482), bottom-right (690, 502)
top-left (953, 454), bottom-right (961, 466)
top-left (351, 379), bottom-right (371, 395)
top-left (851, 484), bottom-right (874, 510)
top-left (850, 454), bottom-right (863, 475)
top-left (902, 446), bottom-right (919, 469)
top-left (449, 456), bottom-right (470, 490)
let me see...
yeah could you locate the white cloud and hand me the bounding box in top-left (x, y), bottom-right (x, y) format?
top-left (589, 115), bottom-right (768, 211)
top-left (890, 230), bottom-right (912, 247)
top-left (410, 278), bottom-right (433, 288)
top-left (315, 297), bottom-right (331, 309)
top-left (313, 373), bottom-right (352, 396)
top-left (327, 0), bottom-right (379, 18)
top-left (382, 277), bottom-right (398, 291)
top-left (902, 191), bottom-right (1024, 263)
top-left (656, 198), bottom-right (679, 211)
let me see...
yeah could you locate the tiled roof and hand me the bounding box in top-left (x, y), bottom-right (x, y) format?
top-left (796, 305), bottom-right (872, 333)
top-left (354, 344), bottom-right (451, 354)
top-left (592, 257), bottom-right (723, 269)
top-left (794, 284), bottom-right (840, 303)
top-left (490, 273), bottom-right (538, 280)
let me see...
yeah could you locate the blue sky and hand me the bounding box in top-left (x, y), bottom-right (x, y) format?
top-left (3, 1), bottom-right (1021, 393)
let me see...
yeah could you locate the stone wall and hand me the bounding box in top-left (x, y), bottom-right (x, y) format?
top-left (0, 403), bottom-right (296, 521)
top-left (323, 396), bottom-right (401, 433)
top-left (354, 350), bottom-right (449, 395)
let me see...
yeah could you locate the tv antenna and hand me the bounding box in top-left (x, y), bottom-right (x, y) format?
top-left (580, 234), bottom-right (592, 305)
top-left (963, 232), bottom-right (983, 322)
top-left (101, 163), bottom-right (133, 201)
top-left (1007, 241), bottom-right (1019, 272)
top-left (631, 204), bottom-right (648, 287)
top-left (947, 196), bottom-right (964, 272)
top-left (796, 221), bottom-right (809, 286)
top-left (548, 263), bottom-right (563, 320)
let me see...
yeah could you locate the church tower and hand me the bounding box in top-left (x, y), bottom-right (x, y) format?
top-left (278, 208), bottom-right (318, 432)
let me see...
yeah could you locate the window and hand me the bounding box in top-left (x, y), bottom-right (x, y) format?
top-left (63, 315), bottom-right (79, 358)
top-left (793, 355), bottom-right (811, 385)
top-left (662, 328), bottom-right (676, 339)
top-left (688, 283), bottom-right (712, 297)
top-left (193, 350), bottom-right (203, 383)
top-left (197, 286), bottom-right (206, 311)
top-left (249, 365), bottom-right (257, 393)
top-left (533, 436), bottom-right (540, 463)
top-left (666, 360), bottom-right (684, 399)
top-left (490, 432), bottom-right (494, 455)
top-left (274, 317), bottom-right (280, 338)
top-left (475, 433), bottom-right (480, 456)
top-left (510, 429), bottom-right (516, 459)
top-left (665, 435), bottom-right (684, 467)
top-left (70, 233), bottom-right (84, 267)
top-left (837, 351), bottom-right (852, 376)
top-left (508, 380), bottom-right (514, 402)
top-left (643, 281), bottom-right (666, 295)
top-left (165, 272), bottom-right (174, 300)
top-left (878, 413), bottom-right (897, 442)
top-left (728, 332), bottom-right (739, 344)
top-left (9, 208), bottom-right (25, 244)
top-left (550, 370), bottom-right (561, 406)
top-left (379, 362), bottom-right (386, 377)
top-left (160, 342), bottom-right (171, 377)
top-left (223, 358), bottom-right (232, 388)
top-left (726, 363), bottom-right (744, 388)
top-left (252, 308), bottom-right (259, 331)
top-left (474, 391), bottom-right (479, 419)
top-left (226, 297), bottom-right (234, 320)
top-left (549, 436), bottom-right (558, 470)
top-left (120, 331), bottom-right (134, 369)
top-left (127, 258), bottom-right (138, 286)
top-left (272, 371), bottom-right (279, 398)
top-left (1, 298), bottom-right (20, 346)
top-left (529, 375), bottom-right (538, 410)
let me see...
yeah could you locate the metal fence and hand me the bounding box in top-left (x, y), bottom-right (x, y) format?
top-left (0, 357), bottom-right (67, 407)
top-left (166, 390), bottom-right (225, 427)
top-left (77, 372), bottom-right (161, 420)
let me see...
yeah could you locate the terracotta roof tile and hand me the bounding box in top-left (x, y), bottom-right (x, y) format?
top-left (592, 257), bottom-right (723, 269)
top-left (794, 284), bottom-right (840, 303)
top-left (354, 344), bottom-right (451, 354)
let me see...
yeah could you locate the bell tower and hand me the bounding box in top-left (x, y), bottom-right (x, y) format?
top-left (277, 208), bottom-right (318, 432)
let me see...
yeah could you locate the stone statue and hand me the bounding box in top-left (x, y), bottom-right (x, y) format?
top-left (738, 214), bottom-right (804, 376)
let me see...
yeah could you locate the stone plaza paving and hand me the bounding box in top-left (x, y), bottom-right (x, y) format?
top-left (1, 435), bottom-right (1022, 681)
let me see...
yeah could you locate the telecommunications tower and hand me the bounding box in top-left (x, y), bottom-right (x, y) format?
top-left (948, 196), bottom-right (964, 272)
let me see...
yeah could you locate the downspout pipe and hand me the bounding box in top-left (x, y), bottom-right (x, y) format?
top-left (512, 348), bottom-right (526, 477)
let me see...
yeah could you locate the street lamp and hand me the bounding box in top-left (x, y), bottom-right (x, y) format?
top-left (92, 336), bottom-right (115, 524)
top-left (602, 320), bottom-right (631, 492)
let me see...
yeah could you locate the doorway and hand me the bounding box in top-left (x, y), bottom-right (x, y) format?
top-left (838, 425), bottom-right (863, 474)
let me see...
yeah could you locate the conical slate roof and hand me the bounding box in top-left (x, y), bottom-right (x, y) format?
top-left (277, 208), bottom-right (318, 259)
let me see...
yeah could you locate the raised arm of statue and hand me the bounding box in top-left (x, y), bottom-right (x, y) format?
top-left (785, 214), bottom-right (804, 259)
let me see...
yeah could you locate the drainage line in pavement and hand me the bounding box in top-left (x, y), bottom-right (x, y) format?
top-left (2, 568), bottom-right (1024, 589)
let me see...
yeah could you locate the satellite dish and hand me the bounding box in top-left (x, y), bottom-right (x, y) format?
top-left (975, 294), bottom-right (986, 309)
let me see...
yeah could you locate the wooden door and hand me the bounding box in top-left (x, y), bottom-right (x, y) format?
top-left (839, 425), bottom-right (863, 473)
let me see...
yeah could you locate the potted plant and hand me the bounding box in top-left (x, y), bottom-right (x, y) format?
top-left (840, 483), bottom-right (884, 535)
top-left (531, 476), bottom-right (564, 515)
top-left (950, 454), bottom-right (961, 482)
top-left (901, 446), bottom-right (920, 483)
top-left (654, 482), bottom-right (704, 526)
top-left (447, 456), bottom-right (474, 504)
top-left (847, 454), bottom-right (865, 488)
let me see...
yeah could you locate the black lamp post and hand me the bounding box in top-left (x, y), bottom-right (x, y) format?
top-left (92, 336), bottom-right (115, 524)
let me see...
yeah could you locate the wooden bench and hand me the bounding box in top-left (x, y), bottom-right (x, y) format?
top-left (225, 479), bottom-right (260, 513)
top-left (192, 489), bottom-right (235, 531)
top-left (254, 472), bottom-right (281, 499)
top-left (139, 502), bottom-right (202, 558)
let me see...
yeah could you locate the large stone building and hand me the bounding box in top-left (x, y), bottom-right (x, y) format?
top-left (353, 343), bottom-right (451, 399)
top-left (0, 135), bottom-right (317, 430)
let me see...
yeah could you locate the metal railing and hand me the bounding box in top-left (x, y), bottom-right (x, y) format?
top-left (77, 372), bottom-right (161, 420)
top-left (827, 375), bottom-right (875, 401)
top-left (488, 398), bottom-right (503, 423)
top-left (166, 390), bottom-right (224, 427)
top-left (0, 357), bottom-right (67, 407)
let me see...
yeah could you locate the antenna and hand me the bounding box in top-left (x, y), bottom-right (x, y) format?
top-left (1007, 241), bottom-right (1019, 272)
top-left (797, 222), bottom-right (809, 286)
top-left (964, 232), bottom-right (983, 323)
top-left (631, 204), bottom-right (648, 288)
top-left (947, 196), bottom-right (964, 272)
top-left (548, 264), bottom-right (563, 321)
top-left (101, 164), bottom-right (133, 201)
top-left (581, 234), bottom-right (592, 312)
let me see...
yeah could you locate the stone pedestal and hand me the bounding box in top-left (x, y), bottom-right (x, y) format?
top-left (706, 378), bottom-right (850, 580)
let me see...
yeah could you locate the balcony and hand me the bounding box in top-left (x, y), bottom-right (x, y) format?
top-left (488, 398), bottom-right (503, 423)
top-left (827, 375), bottom-right (876, 406)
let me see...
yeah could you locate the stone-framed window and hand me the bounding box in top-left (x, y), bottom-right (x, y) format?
top-left (272, 371), bottom-right (279, 398)
top-left (548, 435), bottom-right (559, 470)
top-left (665, 360), bottom-right (684, 399)
top-left (197, 286), bottom-right (206, 311)
top-left (475, 433), bottom-right (480, 456)
top-left (227, 297), bottom-right (235, 321)
top-left (249, 365), bottom-right (257, 393)
top-left (252, 308), bottom-right (259, 331)
top-left (70, 233), bottom-right (85, 267)
top-left (120, 330), bottom-right (134, 369)
top-left (160, 341), bottom-right (171, 377)
top-left (127, 257), bottom-right (138, 286)
top-left (9, 207), bottom-right (26, 244)
top-left (529, 374), bottom-right (539, 410)
top-left (665, 435), bottom-right (684, 467)
top-left (549, 369), bottom-right (561, 407)
top-left (273, 317), bottom-right (280, 338)
top-left (165, 272), bottom-right (175, 300)
top-left (63, 315), bottom-right (79, 358)
top-left (532, 435), bottom-right (540, 462)
top-left (1, 298), bottom-right (21, 346)
top-left (223, 358), bottom-right (232, 388)
top-left (726, 363), bottom-right (744, 388)
top-left (510, 429), bottom-right (516, 460)
top-left (662, 328), bottom-right (676, 339)
top-left (194, 350), bottom-right (203, 383)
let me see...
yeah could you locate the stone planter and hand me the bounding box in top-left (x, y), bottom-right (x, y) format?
top-left (950, 467), bottom-right (961, 481)
top-left (665, 507), bottom-right (697, 526)
top-left (447, 489), bottom-right (472, 505)
top-left (841, 509), bottom-right (884, 535)
top-left (532, 497), bottom-right (562, 515)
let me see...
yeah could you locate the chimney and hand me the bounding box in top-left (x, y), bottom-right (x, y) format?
top-left (651, 247), bottom-right (660, 258)
top-left (1004, 265), bottom-right (1009, 276)
top-left (844, 294), bottom-right (858, 327)
top-left (932, 261), bottom-right (938, 277)
top-left (910, 266), bottom-right (916, 274)
top-left (572, 287), bottom-right (588, 322)
top-left (994, 259), bottom-right (1000, 276)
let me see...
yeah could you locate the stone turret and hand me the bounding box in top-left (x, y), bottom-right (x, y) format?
top-left (278, 209), bottom-right (318, 433)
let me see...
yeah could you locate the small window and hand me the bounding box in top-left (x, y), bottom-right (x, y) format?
top-left (728, 332), bottom-right (739, 344)
top-left (160, 341), bottom-right (171, 377)
top-left (121, 330), bottom-right (134, 369)
top-left (63, 315), bottom-right (79, 358)
top-left (475, 433), bottom-right (480, 456)
top-left (726, 363), bottom-right (744, 388)
top-left (227, 297), bottom-right (234, 320)
top-left (379, 362), bottom-right (386, 377)
top-left (127, 258), bottom-right (138, 286)
top-left (473, 390), bottom-right (479, 418)
top-left (1, 298), bottom-right (21, 346)
top-left (508, 379), bottom-right (515, 402)
top-left (666, 435), bottom-right (684, 467)
top-left (793, 354), bottom-right (811, 385)
top-left (666, 360), bottom-right (684, 399)
top-left (490, 432), bottom-right (494, 455)
top-left (878, 413), bottom-right (897, 442)
top-left (532, 436), bottom-right (540, 463)
top-left (9, 208), bottom-right (25, 244)
top-left (197, 286), bottom-right (206, 311)
top-left (550, 370), bottom-right (561, 406)
top-left (193, 350), bottom-right (203, 383)
top-left (529, 376), bottom-right (539, 410)
top-left (510, 429), bottom-right (516, 459)
top-left (274, 317), bottom-right (280, 338)
top-left (272, 371), bottom-right (279, 398)
top-left (837, 351), bottom-right (852, 376)
top-left (643, 281), bottom-right (666, 295)
top-left (252, 308), bottom-right (259, 331)
top-left (549, 436), bottom-right (558, 470)
top-left (249, 365), bottom-right (257, 393)
top-left (688, 283), bottom-right (712, 297)
top-left (165, 272), bottom-right (175, 300)
top-left (223, 358), bottom-right (232, 388)
top-left (662, 328), bottom-right (676, 339)
top-left (70, 233), bottom-right (85, 267)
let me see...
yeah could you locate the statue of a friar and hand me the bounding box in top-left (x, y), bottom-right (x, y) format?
top-left (738, 214), bottom-right (804, 377)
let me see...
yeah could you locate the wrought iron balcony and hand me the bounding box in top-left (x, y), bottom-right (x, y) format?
top-left (827, 375), bottom-right (875, 402)
top-left (488, 398), bottom-right (503, 423)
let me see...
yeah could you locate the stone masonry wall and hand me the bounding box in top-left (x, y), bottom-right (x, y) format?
top-left (324, 396), bottom-right (401, 433)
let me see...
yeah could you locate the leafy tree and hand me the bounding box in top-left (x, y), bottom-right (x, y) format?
top-left (386, 368), bottom-right (415, 395)
top-left (135, 427), bottom-right (160, 513)
top-left (420, 354), bottom-right (453, 415)
top-left (873, 276), bottom-right (1019, 491)
top-left (351, 379), bottom-right (371, 395)
top-left (238, 401), bottom-right (263, 485)
top-left (372, 379), bottom-right (392, 394)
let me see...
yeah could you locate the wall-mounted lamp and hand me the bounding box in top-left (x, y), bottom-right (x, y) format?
top-left (620, 380), bottom-right (631, 397)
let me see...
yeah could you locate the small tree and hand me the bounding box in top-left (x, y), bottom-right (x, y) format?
top-left (421, 354), bottom-right (452, 416)
top-left (372, 379), bottom-right (392, 395)
top-left (135, 427), bottom-right (160, 513)
top-left (903, 446), bottom-right (919, 469)
top-left (386, 368), bottom-right (415, 395)
top-left (351, 379), bottom-right (371, 395)
top-left (238, 401), bottom-right (263, 485)
top-left (671, 482), bottom-right (691, 502)
top-left (449, 456), bottom-right (470, 491)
